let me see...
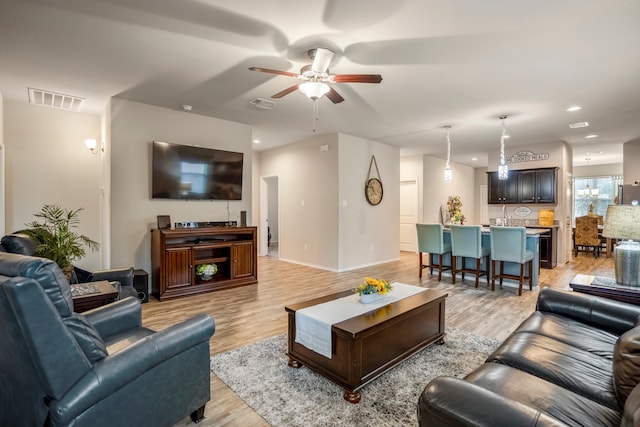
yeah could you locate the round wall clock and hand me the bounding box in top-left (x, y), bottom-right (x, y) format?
top-left (365, 178), bottom-right (383, 205)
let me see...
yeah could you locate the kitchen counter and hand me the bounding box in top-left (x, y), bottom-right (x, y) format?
top-left (438, 227), bottom-right (543, 288)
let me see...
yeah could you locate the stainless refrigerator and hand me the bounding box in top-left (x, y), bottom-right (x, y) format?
top-left (618, 185), bottom-right (640, 205)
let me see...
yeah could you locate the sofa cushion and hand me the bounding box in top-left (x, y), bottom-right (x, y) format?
top-left (466, 363), bottom-right (622, 426)
top-left (515, 311), bottom-right (619, 359)
top-left (487, 331), bottom-right (618, 409)
top-left (613, 325), bottom-right (640, 406)
top-left (63, 313), bottom-right (108, 363)
top-left (0, 253), bottom-right (73, 317)
top-left (0, 234), bottom-right (38, 256)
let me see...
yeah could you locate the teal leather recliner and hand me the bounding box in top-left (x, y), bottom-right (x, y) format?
top-left (0, 252), bottom-right (215, 427)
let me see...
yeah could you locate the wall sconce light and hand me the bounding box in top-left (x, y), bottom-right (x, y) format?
top-left (85, 139), bottom-right (103, 155)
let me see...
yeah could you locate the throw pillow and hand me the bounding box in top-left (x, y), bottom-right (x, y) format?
top-left (63, 313), bottom-right (108, 364)
top-left (614, 325), bottom-right (640, 405)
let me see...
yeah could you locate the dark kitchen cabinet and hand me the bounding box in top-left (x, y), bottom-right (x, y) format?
top-left (519, 168), bottom-right (557, 204)
top-left (488, 171), bottom-right (519, 204)
top-left (488, 167), bottom-right (557, 205)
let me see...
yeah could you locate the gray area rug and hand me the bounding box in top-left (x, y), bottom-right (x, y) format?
top-left (210, 327), bottom-right (500, 426)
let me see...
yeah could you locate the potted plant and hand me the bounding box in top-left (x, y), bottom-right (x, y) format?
top-left (354, 277), bottom-right (393, 304)
top-left (20, 204), bottom-right (99, 278)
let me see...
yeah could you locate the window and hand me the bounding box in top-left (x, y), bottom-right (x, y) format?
top-left (573, 176), bottom-right (623, 224)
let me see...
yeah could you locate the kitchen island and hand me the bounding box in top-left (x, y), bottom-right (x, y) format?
top-left (433, 227), bottom-right (549, 288)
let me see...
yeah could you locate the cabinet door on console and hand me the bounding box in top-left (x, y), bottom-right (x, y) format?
top-left (164, 247), bottom-right (192, 289)
top-left (232, 242), bottom-right (254, 278)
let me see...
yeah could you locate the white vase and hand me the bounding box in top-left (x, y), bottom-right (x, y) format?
top-left (359, 293), bottom-right (384, 304)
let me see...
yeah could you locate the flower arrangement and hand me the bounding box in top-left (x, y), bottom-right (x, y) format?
top-left (354, 277), bottom-right (393, 296)
top-left (196, 263), bottom-right (218, 280)
top-left (447, 195), bottom-right (466, 225)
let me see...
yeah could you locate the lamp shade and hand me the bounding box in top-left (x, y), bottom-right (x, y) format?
top-left (602, 205), bottom-right (640, 239)
top-left (299, 82), bottom-right (330, 99)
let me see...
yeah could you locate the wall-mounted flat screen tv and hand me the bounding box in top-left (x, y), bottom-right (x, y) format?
top-left (152, 141), bottom-right (243, 200)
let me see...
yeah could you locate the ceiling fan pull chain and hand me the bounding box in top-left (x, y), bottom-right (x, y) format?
top-left (312, 99), bottom-right (319, 132)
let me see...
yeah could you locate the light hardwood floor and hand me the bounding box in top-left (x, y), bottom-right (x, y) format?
top-left (142, 251), bottom-right (615, 427)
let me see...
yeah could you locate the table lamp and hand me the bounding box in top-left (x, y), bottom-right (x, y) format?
top-left (602, 205), bottom-right (640, 286)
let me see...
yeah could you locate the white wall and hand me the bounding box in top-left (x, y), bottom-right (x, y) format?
top-left (109, 99), bottom-right (252, 274)
top-left (422, 156), bottom-right (476, 224)
top-left (624, 138), bottom-right (640, 184)
top-left (574, 163), bottom-right (623, 177)
top-left (338, 134), bottom-right (400, 270)
top-left (259, 134), bottom-right (339, 269)
top-left (3, 101), bottom-right (103, 270)
top-left (259, 133), bottom-right (399, 271)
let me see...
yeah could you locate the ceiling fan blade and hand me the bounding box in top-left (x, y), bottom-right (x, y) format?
top-left (325, 87), bottom-right (345, 104)
top-left (249, 67), bottom-right (299, 78)
top-left (332, 74), bottom-right (383, 83)
top-left (311, 48), bottom-right (334, 73)
top-left (271, 85), bottom-right (300, 98)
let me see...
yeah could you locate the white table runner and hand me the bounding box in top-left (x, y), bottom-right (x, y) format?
top-left (295, 282), bottom-right (427, 358)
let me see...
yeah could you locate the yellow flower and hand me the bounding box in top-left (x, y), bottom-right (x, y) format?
top-left (354, 278), bottom-right (393, 295)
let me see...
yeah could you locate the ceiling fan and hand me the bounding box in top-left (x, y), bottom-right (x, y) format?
top-left (249, 48), bottom-right (383, 104)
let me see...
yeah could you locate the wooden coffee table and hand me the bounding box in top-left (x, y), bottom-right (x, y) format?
top-left (285, 288), bottom-right (447, 403)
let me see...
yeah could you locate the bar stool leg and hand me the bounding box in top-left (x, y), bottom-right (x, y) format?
top-left (419, 252), bottom-right (423, 278)
top-left (451, 255), bottom-right (456, 284)
top-left (491, 260), bottom-right (496, 291)
top-left (518, 264), bottom-right (524, 296)
top-left (429, 254), bottom-right (434, 276)
top-left (475, 258), bottom-right (480, 288)
top-left (499, 261), bottom-right (504, 288)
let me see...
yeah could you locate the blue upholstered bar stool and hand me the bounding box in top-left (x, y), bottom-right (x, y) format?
top-left (416, 223), bottom-right (452, 281)
top-left (450, 225), bottom-right (490, 288)
top-left (490, 226), bottom-right (535, 296)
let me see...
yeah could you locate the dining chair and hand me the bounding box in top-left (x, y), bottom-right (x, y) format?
top-left (449, 225), bottom-right (490, 288)
top-left (574, 215), bottom-right (600, 258)
top-left (490, 226), bottom-right (534, 296)
top-left (416, 223), bottom-right (451, 281)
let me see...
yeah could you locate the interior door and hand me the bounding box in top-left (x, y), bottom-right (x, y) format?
top-left (400, 180), bottom-right (418, 252)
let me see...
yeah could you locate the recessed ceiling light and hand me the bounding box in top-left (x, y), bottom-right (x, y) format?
top-left (566, 106), bottom-right (582, 112)
top-left (569, 122), bottom-right (589, 129)
top-left (503, 134), bottom-right (510, 139)
top-left (253, 139), bottom-right (260, 144)
top-left (585, 134), bottom-right (598, 139)
top-left (471, 157), bottom-right (478, 161)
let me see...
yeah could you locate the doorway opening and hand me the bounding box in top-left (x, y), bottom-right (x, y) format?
top-left (260, 176), bottom-right (279, 258)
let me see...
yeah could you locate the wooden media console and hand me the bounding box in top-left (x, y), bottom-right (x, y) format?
top-left (151, 226), bottom-right (257, 301)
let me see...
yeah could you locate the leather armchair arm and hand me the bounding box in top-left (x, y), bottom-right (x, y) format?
top-left (90, 267), bottom-right (134, 286)
top-left (83, 297), bottom-right (142, 338)
top-left (418, 376), bottom-right (566, 427)
top-left (536, 287), bottom-right (640, 335)
top-left (49, 314), bottom-right (215, 424)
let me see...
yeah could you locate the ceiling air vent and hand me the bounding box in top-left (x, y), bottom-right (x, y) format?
top-left (28, 88), bottom-right (84, 111)
top-left (249, 98), bottom-right (275, 110)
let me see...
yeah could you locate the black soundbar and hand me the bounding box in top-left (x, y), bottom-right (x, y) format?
top-left (174, 221), bottom-right (237, 229)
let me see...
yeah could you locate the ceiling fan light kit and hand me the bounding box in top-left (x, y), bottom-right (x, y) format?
top-left (298, 82), bottom-right (330, 100)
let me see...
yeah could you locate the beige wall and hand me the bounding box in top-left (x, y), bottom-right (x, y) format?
top-left (338, 134), bottom-right (400, 270)
top-left (259, 133), bottom-right (399, 272)
top-left (3, 101), bottom-right (103, 270)
top-left (573, 163), bottom-right (623, 177)
top-left (109, 99), bottom-right (253, 274)
top-left (624, 138), bottom-right (640, 184)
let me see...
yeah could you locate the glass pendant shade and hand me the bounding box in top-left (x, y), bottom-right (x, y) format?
top-left (444, 166), bottom-right (453, 181)
top-left (299, 82), bottom-right (330, 99)
top-left (498, 164), bottom-right (508, 180)
top-left (498, 116), bottom-right (509, 180)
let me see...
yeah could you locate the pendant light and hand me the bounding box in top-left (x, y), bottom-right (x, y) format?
top-left (443, 125), bottom-right (453, 182)
top-left (498, 115), bottom-right (509, 180)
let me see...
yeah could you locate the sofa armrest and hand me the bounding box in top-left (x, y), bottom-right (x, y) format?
top-left (49, 313), bottom-right (215, 424)
top-left (418, 376), bottom-right (567, 427)
top-left (90, 267), bottom-right (134, 286)
top-left (537, 288), bottom-right (640, 335)
top-left (83, 297), bottom-right (142, 338)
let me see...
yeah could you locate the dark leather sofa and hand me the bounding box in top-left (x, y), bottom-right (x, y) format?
top-left (418, 287), bottom-right (640, 426)
top-left (0, 233), bottom-right (138, 300)
top-left (0, 252), bottom-right (215, 426)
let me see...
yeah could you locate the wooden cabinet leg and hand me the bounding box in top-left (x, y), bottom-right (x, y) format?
top-left (288, 356), bottom-right (302, 368)
top-left (190, 405), bottom-right (206, 423)
top-left (343, 389), bottom-right (361, 404)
